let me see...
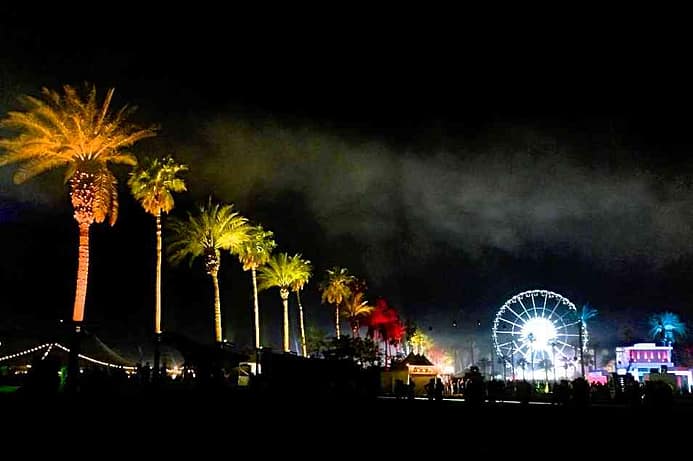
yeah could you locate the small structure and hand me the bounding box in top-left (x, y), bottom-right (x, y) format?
top-left (381, 352), bottom-right (437, 396)
top-left (615, 342), bottom-right (692, 392)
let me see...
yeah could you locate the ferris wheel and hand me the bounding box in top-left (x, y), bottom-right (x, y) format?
top-left (491, 289), bottom-right (587, 379)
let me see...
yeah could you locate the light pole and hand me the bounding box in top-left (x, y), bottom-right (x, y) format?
top-left (528, 332), bottom-right (536, 383)
top-left (550, 340), bottom-right (557, 382)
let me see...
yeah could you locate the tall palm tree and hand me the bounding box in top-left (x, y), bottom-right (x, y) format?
top-left (319, 267), bottom-right (355, 339)
top-left (0, 84), bottom-right (156, 381)
top-left (649, 312), bottom-right (687, 347)
top-left (289, 255), bottom-right (312, 357)
top-left (168, 200), bottom-right (249, 343)
top-left (577, 303), bottom-right (598, 377)
top-left (341, 292), bottom-right (374, 338)
top-left (257, 253), bottom-right (305, 353)
top-left (128, 155), bottom-right (187, 377)
top-left (237, 225), bottom-right (276, 349)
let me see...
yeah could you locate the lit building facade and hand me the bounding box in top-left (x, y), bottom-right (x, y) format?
top-left (615, 342), bottom-right (691, 392)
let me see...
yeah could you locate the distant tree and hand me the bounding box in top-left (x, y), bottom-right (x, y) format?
top-left (649, 312), bottom-right (687, 347)
top-left (305, 325), bottom-right (329, 358)
top-left (320, 267), bottom-right (355, 339)
top-left (577, 303), bottom-right (598, 377)
top-left (341, 292), bottom-right (374, 338)
top-left (410, 331), bottom-right (432, 356)
top-left (257, 253), bottom-right (306, 352)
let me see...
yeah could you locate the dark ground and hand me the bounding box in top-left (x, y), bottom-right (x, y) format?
top-left (2, 390), bottom-right (690, 454)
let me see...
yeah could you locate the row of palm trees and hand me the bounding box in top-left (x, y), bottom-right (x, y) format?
top-left (0, 84), bottom-right (385, 368)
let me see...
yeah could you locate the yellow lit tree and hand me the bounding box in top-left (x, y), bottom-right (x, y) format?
top-left (128, 156), bottom-right (187, 375)
top-left (237, 225), bottom-right (276, 349)
top-left (319, 267), bottom-right (355, 339)
top-left (257, 253), bottom-right (306, 353)
top-left (341, 292), bottom-right (374, 338)
top-left (290, 255), bottom-right (312, 356)
top-left (0, 85), bottom-right (156, 382)
top-left (168, 200), bottom-right (249, 343)
top-left (410, 331), bottom-right (432, 356)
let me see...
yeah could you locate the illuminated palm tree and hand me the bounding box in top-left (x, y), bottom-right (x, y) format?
top-left (577, 303), bottom-right (598, 377)
top-left (168, 200), bottom-right (249, 343)
top-left (410, 331), bottom-right (432, 356)
top-left (237, 225), bottom-right (276, 349)
top-left (257, 253), bottom-right (305, 352)
top-left (128, 156), bottom-right (187, 376)
top-left (649, 312), bottom-right (687, 347)
top-left (320, 267), bottom-right (355, 339)
top-left (289, 255), bottom-right (312, 357)
top-left (341, 292), bottom-right (374, 338)
top-left (0, 85), bottom-right (156, 381)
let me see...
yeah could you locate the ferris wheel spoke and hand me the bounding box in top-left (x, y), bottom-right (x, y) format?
top-left (541, 293), bottom-right (548, 317)
top-left (498, 317), bottom-right (523, 328)
top-left (554, 339), bottom-right (575, 349)
top-left (505, 306), bottom-right (524, 321)
top-left (546, 299), bottom-right (561, 319)
top-left (517, 298), bottom-right (531, 318)
top-left (531, 294), bottom-right (538, 316)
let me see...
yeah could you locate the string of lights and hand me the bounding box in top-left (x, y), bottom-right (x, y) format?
top-left (0, 342), bottom-right (136, 371)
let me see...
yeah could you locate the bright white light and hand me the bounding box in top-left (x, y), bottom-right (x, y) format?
top-left (521, 317), bottom-right (557, 352)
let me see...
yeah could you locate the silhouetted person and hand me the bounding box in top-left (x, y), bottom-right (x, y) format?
top-left (434, 378), bottom-right (444, 400)
top-left (464, 366), bottom-right (485, 406)
top-left (425, 378), bottom-right (435, 400)
top-left (572, 377), bottom-right (590, 407)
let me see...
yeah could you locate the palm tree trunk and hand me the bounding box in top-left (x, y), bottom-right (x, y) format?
top-left (281, 289), bottom-right (290, 352)
top-left (155, 212), bottom-right (163, 333)
top-left (154, 212), bottom-right (162, 381)
top-left (72, 222), bottom-right (91, 322)
top-left (252, 267), bottom-right (261, 349)
top-left (68, 221), bottom-right (90, 390)
top-left (297, 289), bottom-right (307, 357)
top-left (335, 305), bottom-right (340, 339)
top-left (212, 271), bottom-right (222, 343)
top-left (578, 319), bottom-right (585, 377)
top-left (352, 321), bottom-right (359, 338)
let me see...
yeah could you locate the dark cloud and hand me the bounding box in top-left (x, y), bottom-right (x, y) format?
top-left (183, 117), bottom-right (693, 280)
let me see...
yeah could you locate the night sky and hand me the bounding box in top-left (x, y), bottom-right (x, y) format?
top-left (2, 12), bottom-right (692, 359)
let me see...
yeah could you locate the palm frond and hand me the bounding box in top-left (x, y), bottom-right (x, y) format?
top-left (128, 155), bottom-right (188, 216)
top-left (0, 84), bottom-right (156, 185)
top-left (167, 199), bottom-right (248, 268)
top-left (237, 224), bottom-right (276, 271)
top-left (257, 252), bottom-right (306, 292)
